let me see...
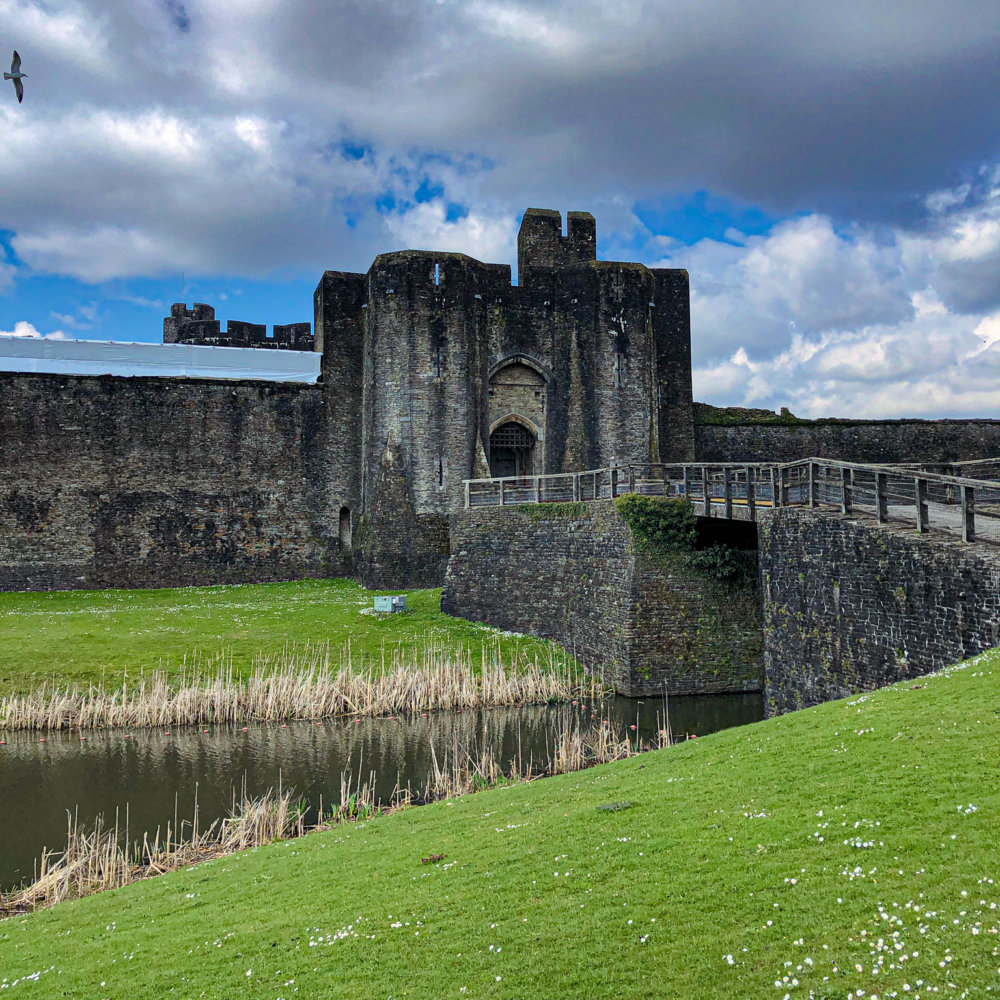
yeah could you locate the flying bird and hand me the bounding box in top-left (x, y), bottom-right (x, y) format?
top-left (5, 51), bottom-right (26, 103)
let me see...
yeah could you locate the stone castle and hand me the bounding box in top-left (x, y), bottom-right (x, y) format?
top-left (0, 208), bottom-right (692, 592)
top-left (3, 206), bottom-right (1000, 596)
top-left (163, 208), bottom-right (694, 588)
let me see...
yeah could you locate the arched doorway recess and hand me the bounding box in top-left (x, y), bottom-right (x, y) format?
top-left (489, 420), bottom-right (537, 478)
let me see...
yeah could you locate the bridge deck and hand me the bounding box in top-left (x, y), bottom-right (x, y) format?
top-left (463, 459), bottom-right (1000, 546)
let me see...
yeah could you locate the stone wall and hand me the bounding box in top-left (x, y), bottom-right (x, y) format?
top-left (696, 419), bottom-right (1000, 464)
top-left (0, 373), bottom-right (346, 591)
top-left (442, 500), bottom-right (762, 696)
top-left (758, 507), bottom-right (1000, 714)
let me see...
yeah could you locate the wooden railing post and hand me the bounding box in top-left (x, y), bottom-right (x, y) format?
top-left (610, 466), bottom-right (618, 499)
top-left (682, 465), bottom-right (689, 500)
top-left (573, 473), bottom-right (580, 502)
top-left (841, 467), bottom-right (851, 515)
top-left (500, 479), bottom-right (506, 506)
top-left (723, 467), bottom-right (733, 520)
top-left (535, 475), bottom-right (541, 504)
top-left (809, 462), bottom-right (818, 508)
top-left (770, 467), bottom-right (779, 508)
top-left (875, 471), bottom-right (888, 524)
top-left (628, 465), bottom-right (636, 495)
top-left (701, 466), bottom-right (709, 516)
top-left (962, 485), bottom-right (976, 542)
top-left (746, 466), bottom-right (756, 520)
top-left (465, 480), bottom-right (471, 508)
top-left (915, 476), bottom-right (928, 533)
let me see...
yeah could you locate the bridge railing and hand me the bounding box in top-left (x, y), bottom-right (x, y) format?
top-left (880, 457), bottom-right (1000, 481)
top-left (464, 458), bottom-right (1000, 545)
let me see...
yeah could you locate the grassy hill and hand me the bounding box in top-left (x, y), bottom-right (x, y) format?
top-left (0, 579), bottom-right (560, 697)
top-left (2, 651), bottom-right (998, 998)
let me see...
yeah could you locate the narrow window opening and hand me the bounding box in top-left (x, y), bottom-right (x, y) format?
top-left (339, 507), bottom-right (352, 551)
top-left (614, 355), bottom-right (623, 388)
top-left (438, 456), bottom-right (444, 488)
top-left (432, 346), bottom-right (441, 377)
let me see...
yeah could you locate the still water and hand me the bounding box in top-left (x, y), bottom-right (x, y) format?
top-left (0, 693), bottom-right (762, 890)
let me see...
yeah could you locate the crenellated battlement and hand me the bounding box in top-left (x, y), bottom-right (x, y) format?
top-left (163, 303), bottom-right (314, 351)
top-left (517, 208), bottom-right (596, 278)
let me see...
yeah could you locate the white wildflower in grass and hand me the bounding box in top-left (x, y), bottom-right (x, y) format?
top-left (724, 954), bottom-right (735, 965)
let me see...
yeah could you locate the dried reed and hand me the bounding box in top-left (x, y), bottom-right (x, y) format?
top-left (1, 716), bottom-right (674, 919)
top-left (1, 636), bottom-right (603, 732)
top-left (0, 788), bottom-right (306, 918)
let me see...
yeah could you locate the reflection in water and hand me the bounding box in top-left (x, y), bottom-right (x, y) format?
top-left (0, 693), bottom-right (761, 889)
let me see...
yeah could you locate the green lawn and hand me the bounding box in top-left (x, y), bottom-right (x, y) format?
top-left (3, 651), bottom-right (998, 998)
top-left (0, 579), bottom-right (560, 697)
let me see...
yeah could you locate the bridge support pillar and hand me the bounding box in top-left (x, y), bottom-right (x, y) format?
top-left (875, 471), bottom-right (888, 523)
top-left (961, 485), bottom-right (976, 542)
top-left (915, 477), bottom-right (928, 532)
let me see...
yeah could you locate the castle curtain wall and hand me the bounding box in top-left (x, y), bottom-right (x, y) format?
top-left (0, 373), bottom-right (342, 591)
top-left (0, 208), bottom-right (698, 593)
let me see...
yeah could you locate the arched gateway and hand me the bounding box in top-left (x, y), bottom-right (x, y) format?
top-left (487, 356), bottom-right (548, 478)
top-left (488, 420), bottom-right (536, 478)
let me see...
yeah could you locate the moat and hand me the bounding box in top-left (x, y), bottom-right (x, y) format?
top-left (0, 693), bottom-right (762, 890)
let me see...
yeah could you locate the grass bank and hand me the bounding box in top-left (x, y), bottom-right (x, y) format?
top-left (3, 653), bottom-right (998, 998)
top-left (0, 579), bottom-right (560, 698)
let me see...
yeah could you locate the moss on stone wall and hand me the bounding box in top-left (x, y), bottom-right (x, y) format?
top-left (445, 500), bottom-right (762, 696)
top-left (517, 502), bottom-right (591, 520)
top-left (614, 494), bottom-right (755, 586)
top-left (694, 400), bottom-right (1000, 429)
top-left (614, 494), bottom-right (697, 558)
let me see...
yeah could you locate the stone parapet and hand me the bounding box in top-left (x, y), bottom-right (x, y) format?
top-left (442, 500), bottom-right (762, 696)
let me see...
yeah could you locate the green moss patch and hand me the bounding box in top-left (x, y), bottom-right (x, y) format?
top-left (517, 502), bottom-right (591, 520)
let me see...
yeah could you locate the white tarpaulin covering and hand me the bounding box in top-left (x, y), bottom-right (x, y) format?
top-left (0, 336), bottom-right (320, 383)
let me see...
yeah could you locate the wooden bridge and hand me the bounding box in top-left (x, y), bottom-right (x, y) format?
top-left (464, 457), bottom-right (1000, 545)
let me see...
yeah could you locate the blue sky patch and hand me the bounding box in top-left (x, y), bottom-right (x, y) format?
top-left (163, 0), bottom-right (190, 33)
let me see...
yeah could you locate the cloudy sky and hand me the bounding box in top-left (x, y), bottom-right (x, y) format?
top-left (2, 0), bottom-right (1000, 417)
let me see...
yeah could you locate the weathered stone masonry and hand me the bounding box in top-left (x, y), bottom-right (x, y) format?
top-left (695, 418), bottom-right (1000, 464)
top-left (758, 507), bottom-right (1000, 714)
top-left (349, 209), bottom-right (694, 588)
top-left (0, 373), bottom-right (349, 590)
top-left (443, 501), bottom-right (762, 697)
top-left (0, 208), bottom-right (696, 593)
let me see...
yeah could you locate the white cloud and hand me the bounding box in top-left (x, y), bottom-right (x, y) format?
top-left (672, 177), bottom-right (1000, 417)
top-left (0, 0), bottom-right (999, 417)
top-left (0, 320), bottom-right (66, 339)
top-left (382, 201), bottom-right (516, 263)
